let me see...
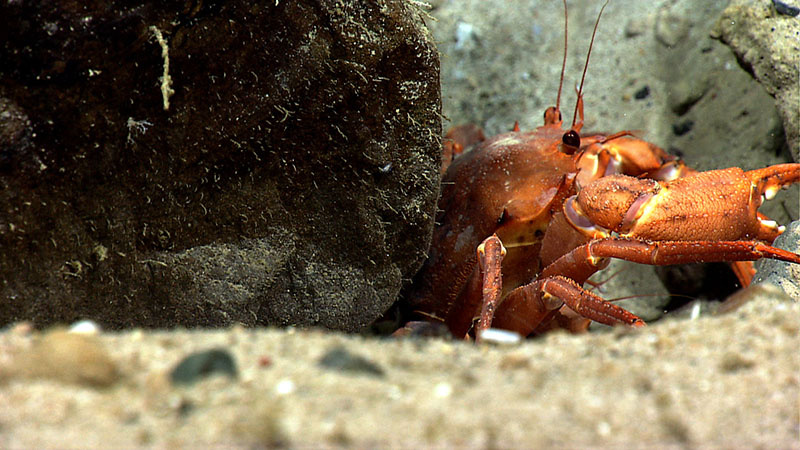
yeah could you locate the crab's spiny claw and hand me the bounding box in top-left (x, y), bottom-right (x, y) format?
top-left (748, 163), bottom-right (800, 202)
top-left (570, 164), bottom-right (800, 243)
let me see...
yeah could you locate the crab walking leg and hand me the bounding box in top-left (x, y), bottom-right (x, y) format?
top-left (475, 234), bottom-right (506, 342)
top-left (491, 237), bottom-right (800, 336)
top-left (540, 238), bottom-right (800, 284)
top-left (443, 234), bottom-right (507, 340)
top-left (443, 263), bottom-right (483, 339)
top-left (491, 276), bottom-right (646, 335)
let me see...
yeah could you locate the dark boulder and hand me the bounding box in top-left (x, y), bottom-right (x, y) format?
top-left (0, 1), bottom-right (441, 331)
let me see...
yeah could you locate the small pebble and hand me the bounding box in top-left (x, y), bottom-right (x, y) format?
top-left (478, 328), bottom-right (522, 346)
top-left (718, 352), bottom-right (756, 373)
top-left (499, 352), bottom-right (530, 370)
top-left (69, 319), bottom-right (101, 334)
top-left (454, 22), bottom-right (476, 50)
top-left (170, 348), bottom-right (238, 386)
top-left (12, 328), bottom-right (119, 387)
top-left (8, 321), bottom-right (34, 336)
top-left (258, 355), bottom-right (273, 367)
top-left (433, 382), bottom-right (452, 398)
top-left (275, 379), bottom-right (295, 395)
top-left (387, 384), bottom-right (403, 400)
top-left (773, 0), bottom-right (800, 16)
top-left (689, 302), bottom-right (701, 321)
top-left (634, 86), bottom-right (650, 100)
top-left (318, 346), bottom-right (385, 377)
top-left (596, 421), bottom-right (611, 437)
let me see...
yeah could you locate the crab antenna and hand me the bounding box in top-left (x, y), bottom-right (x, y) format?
top-left (571, 0), bottom-right (609, 129)
top-left (555, 0), bottom-right (569, 114)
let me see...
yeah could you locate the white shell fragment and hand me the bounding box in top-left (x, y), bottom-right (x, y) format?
top-left (478, 328), bottom-right (522, 345)
top-left (69, 319), bottom-right (101, 335)
top-left (275, 379), bottom-right (296, 395)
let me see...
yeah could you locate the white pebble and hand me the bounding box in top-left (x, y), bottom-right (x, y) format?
top-left (689, 302), bottom-right (701, 321)
top-left (478, 328), bottom-right (522, 346)
top-left (69, 319), bottom-right (101, 334)
top-left (275, 379), bottom-right (295, 395)
top-left (433, 382), bottom-right (452, 398)
top-left (596, 421), bottom-right (611, 437)
top-left (387, 384), bottom-right (403, 400)
top-left (455, 22), bottom-right (475, 50)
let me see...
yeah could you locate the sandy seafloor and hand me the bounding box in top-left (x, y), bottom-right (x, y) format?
top-left (1, 294), bottom-right (798, 448)
top-left (2, 0), bottom-right (800, 447)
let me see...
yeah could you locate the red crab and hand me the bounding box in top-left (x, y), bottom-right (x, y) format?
top-left (403, 3), bottom-right (800, 341)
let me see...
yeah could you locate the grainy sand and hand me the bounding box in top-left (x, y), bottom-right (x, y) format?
top-left (1, 291), bottom-right (797, 448)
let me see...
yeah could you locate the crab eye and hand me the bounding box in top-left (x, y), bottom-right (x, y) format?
top-left (561, 130), bottom-right (580, 153)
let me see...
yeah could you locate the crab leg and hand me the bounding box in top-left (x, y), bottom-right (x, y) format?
top-left (490, 275), bottom-right (645, 336)
top-left (475, 234), bottom-right (506, 341)
top-left (473, 235), bottom-right (650, 338)
top-left (443, 234), bottom-right (509, 340)
top-left (487, 237), bottom-right (800, 336)
top-left (540, 238), bottom-right (800, 285)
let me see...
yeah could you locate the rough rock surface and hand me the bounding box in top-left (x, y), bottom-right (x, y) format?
top-left (755, 220), bottom-right (800, 300)
top-left (713, 0), bottom-right (800, 162)
top-left (0, 1), bottom-right (441, 330)
top-left (426, 0), bottom-right (799, 315)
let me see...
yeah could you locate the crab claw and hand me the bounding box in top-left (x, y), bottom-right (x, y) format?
top-left (571, 163), bottom-right (800, 243)
top-left (575, 135), bottom-right (688, 188)
top-left (748, 164), bottom-right (800, 202)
